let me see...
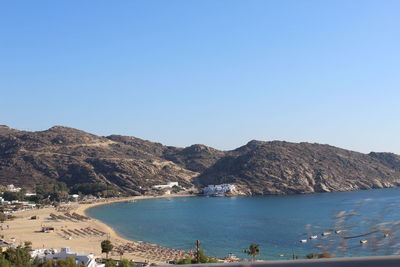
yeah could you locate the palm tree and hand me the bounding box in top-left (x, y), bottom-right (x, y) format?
top-left (101, 240), bottom-right (113, 259)
top-left (244, 243), bottom-right (260, 261)
top-left (118, 248), bottom-right (124, 261)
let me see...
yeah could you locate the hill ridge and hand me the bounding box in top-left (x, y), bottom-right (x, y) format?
top-left (0, 125), bottom-right (399, 195)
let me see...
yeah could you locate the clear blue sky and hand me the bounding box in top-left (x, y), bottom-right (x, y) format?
top-left (1, 0), bottom-right (400, 153)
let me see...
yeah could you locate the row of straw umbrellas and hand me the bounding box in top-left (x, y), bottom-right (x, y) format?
top-left (114, 241), bottom-right (194, 262)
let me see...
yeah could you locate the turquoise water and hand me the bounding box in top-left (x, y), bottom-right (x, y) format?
top-left (86, 188), bottom-right (400, 260)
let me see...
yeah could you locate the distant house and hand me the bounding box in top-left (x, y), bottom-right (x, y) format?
top-left (6, 184), bottom-right (21, 192)
top-left (70, 194), bottom-right (79, 202)
top-left (30, 248), bottom-right (57, 258)
top-left (152, 182), bottom-right (179, 189)
top-left (42, 247), bottom-right (104, 267)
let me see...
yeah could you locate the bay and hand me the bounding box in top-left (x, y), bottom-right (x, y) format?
top-left (86, 188), bottom-right (400, 260)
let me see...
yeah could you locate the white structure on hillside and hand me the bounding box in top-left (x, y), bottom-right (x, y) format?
top-left (32, 247), bottom-right (104, 267)
top-left (152, 181), bottom-right (179, 189)
top-left (70, 194), bottom-right (79, 202)
top-left (6, 184), bottom-right (21, 192)
top-left (204, 184), bottom-right (236, 196)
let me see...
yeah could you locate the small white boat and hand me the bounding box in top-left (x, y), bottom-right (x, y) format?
top-left (299, 239), bottom-right (307, 243)
top-left (322, 232), bottom-right (331, 236)
top-left (335, 230), bottom-right (342, 234)
top-left (309, 235), bottom-right (318, 239)
top-left (360, 240), bottom-right (368, 244)
top-left (384, 233), bottom-right (390, 238)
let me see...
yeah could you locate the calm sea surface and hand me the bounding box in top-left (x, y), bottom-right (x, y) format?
top-left (86, 188), bottom-right (400, 260)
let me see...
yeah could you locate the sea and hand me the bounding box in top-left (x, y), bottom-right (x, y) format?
top-left (86, 188), bottom-right (400, 260)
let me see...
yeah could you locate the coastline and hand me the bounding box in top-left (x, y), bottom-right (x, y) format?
top-left (76, 193), bottom-right (195, 217)
top-left (75, 193), bottom-right (196, 247)
top-left (3, 189), bottom-right (400, 263)
top-left (1, 193), bottom-right (195, 264)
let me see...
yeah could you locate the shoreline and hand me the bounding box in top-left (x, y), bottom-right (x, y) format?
top-left (1, 193), bottom-right (196, 264)
top-left (76, 193), bottom-right (196, 217)
top-left (3, 189), bottom-right (400, 263)
top-left (75, 193), bottom-right (196, 247)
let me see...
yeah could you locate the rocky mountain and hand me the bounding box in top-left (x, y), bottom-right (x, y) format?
top-left (0, 126), bottom-right (198, 195)
top-left (195, 140), bottom-right (400, 194)
top-left (0, 125), bottom-right (399, 195)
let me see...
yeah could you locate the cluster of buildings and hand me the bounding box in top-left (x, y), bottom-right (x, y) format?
top-left (0, 198), bottom-right (36, 213)
top-left (2, 184), bottom-right (36, 197)
top-left (0, 184), bottom-right (37, 213)
top-left (31, 247), bottom-right (105, 267)
top-left (203, 184), bottom-right (236, 196)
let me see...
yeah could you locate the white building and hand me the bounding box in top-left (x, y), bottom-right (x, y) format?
top-left (34, 247), bottom-right (104, 267)
top-left (152, 181), bottom-right (179, 189)
top-left (0, 197), bottom-right (11, 206)
top-left (6, 184), bottom-right (21, 192)
top-left (30, 248), bottom-right (58, 258)
top-left (70, 194), bottom-right (80, 202)
top-left (204, 184), bottom-right (236, 196)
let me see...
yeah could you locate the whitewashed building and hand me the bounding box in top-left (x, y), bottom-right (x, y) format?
top-left (33, 247), bottom-right (104, 267)
top-left (204, 184), bottom-right (236, 196)
top-left (6, 184), bottom-right (21, 192)
top-left (30, 248), bottom-right (58, 258)
top-left (152, 181), bottom-right (179, 189)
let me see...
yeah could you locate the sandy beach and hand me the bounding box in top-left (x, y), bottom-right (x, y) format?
top-left (1, 194), bottom-right (194, 264)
